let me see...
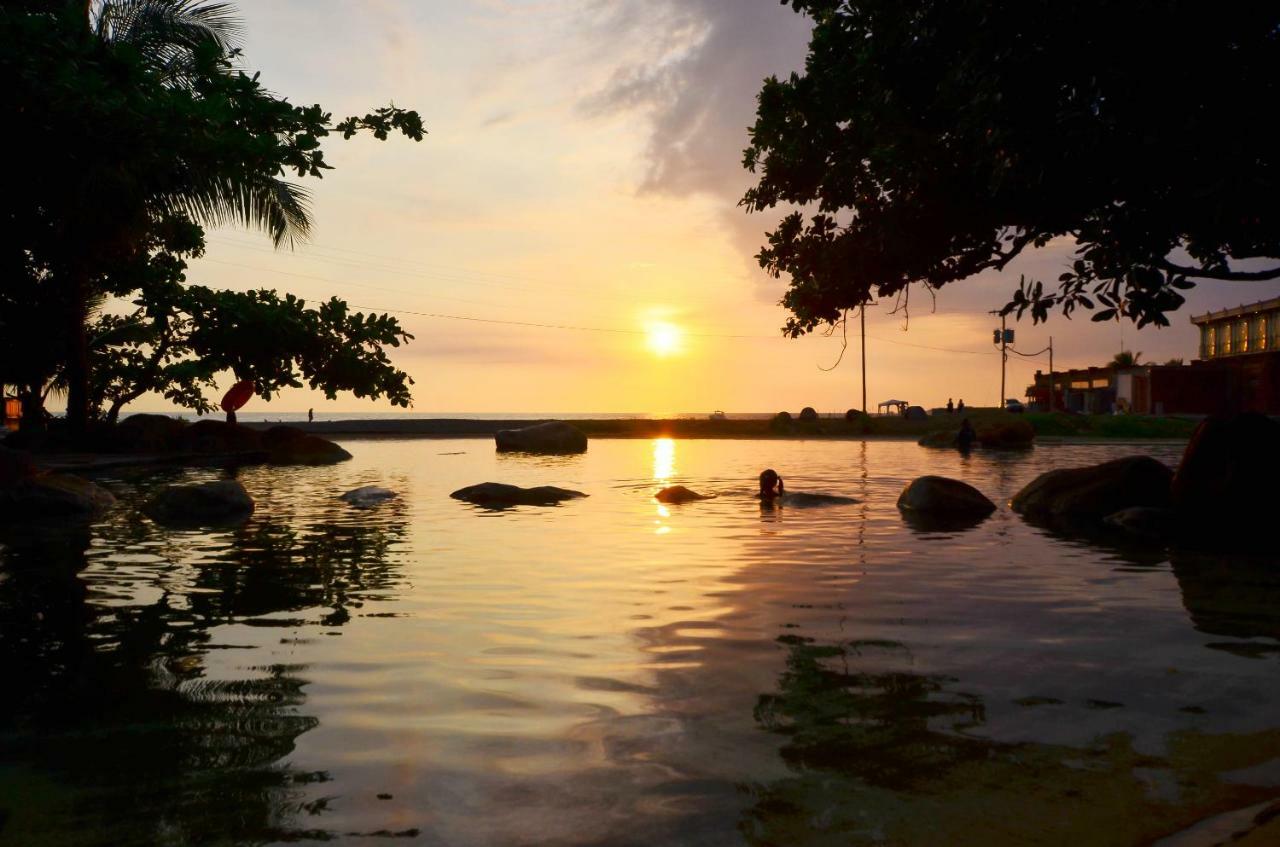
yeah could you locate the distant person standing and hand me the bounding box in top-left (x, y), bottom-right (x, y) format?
top-left (308, 408), bottom-right (314, 423)
top-left (946, 398), bottom-right (954, 414)
top-left (957, 398), bottom-right (966, 414)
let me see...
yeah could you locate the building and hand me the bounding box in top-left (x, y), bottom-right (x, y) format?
top-left (1025, 296), bottom-right (1280, 415)
top-left (1193, 296), bottom-right (1280, 359)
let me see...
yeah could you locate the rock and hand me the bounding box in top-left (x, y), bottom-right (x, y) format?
top-left (494, 421), bottom-right (588, 455)
top-left (0, 444), bottom-right (37, 487)
top-left (177, 420), bottom-right (264, 454)
top-left (263, 426), bottom-right (352, 465)
top-left (769, 411), bottom-right (793, 433)
top-left (897, 475), bottom-right (996, 517)
top-left (654, 485), bottom-right (711, 504)
top-left (1103, 507), bottom-right (1177, 542)
top-left (976, 418), bottom-right (1035, 449)
top-left (450, 482), bottom-right (587, 507)
top-left (798, 407), bottom-right (819, 423)
top-left (917, 430), bottom-right (956, 448)
top-left (1011, 456), bottom-right (1172, 522)
top-left (340, 486), bottom-right (397, 508)
top-left (0, 472), bottom-right (115, 519)
top-left (1171, 413), bottom-right (1280, 550)
top-left (113, 413), bottom-right (187, 452)
top-left (904, 405), bottom-right (929, 421)
top-left (144, 480), bottom-right (254, 526)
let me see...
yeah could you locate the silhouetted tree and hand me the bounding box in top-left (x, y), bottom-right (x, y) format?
top-left (0, 1), bottom-right (424, 433)
top-left (1111, 350), bottom-right (1143, 368)
top-left (742, 1), bottom-right (1280, 337)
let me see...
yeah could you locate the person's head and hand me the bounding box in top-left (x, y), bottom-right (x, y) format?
top-left (759, 468), bottom-right (783, 498)
top-left (960, 417), bottom-right (973, 430)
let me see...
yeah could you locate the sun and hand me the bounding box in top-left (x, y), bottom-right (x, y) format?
top-left (645, 322), bottom-right (683, 357)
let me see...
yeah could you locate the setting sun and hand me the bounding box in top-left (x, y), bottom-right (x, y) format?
top-left (645, 322), bottom-right (684, 357)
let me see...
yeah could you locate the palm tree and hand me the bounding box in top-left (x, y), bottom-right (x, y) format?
top-left (57, 0), bottom-right (312, 433)
top-left (1111, 350), bottom-right (1143, 368)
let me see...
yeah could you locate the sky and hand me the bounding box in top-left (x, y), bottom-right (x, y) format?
top-left (142, 0), bottom-right (1280, 416)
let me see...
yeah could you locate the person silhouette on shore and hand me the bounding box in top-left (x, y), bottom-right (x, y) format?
top-left (957, 418), bottom-right (976, 453)
top-left (947, 398), bottom-right (954, 414)
top-left (957, 398), bottom-right (966, 413)
top-left (758, 469), bottom-right (785, 501)
top-left (308, 408), bottom-right (314, 423)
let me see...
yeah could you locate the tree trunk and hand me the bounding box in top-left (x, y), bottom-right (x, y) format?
top-left (63, 265), bottom-right (91, 438)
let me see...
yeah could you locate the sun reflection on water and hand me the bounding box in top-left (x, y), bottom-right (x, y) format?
top-left (651, 437), bottom-right (676, 482)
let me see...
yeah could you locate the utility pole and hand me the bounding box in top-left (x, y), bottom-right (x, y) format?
top-left (860, 302), bottom-right (867, 414)
top-left (1047, 336), bottom-right (1055, 413)
top-left (999, 314), bottom-right (1008, 408)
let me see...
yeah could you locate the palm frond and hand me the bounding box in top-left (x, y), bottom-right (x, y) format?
top-left (92, 0), bottom-right (243, 85)
top-left (154, 174), bottom-right (313, 248)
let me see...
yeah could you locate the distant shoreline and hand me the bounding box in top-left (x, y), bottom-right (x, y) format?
top-left (238, 416), bottom-right (1195, 442)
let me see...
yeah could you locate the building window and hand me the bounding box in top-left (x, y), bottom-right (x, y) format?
top-left (1222, 322), bottom-right (1232, 355)
top-left (1256, 316), bottom-right (1268, 351)
top-left (1205, 325), bottom-right (1216, 357)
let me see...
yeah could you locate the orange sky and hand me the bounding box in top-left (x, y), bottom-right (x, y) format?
top-left (133, 1), bottom-right (1280, 416)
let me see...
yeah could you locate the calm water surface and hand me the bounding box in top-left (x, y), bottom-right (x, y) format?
top-left (2, 439), bottom-right (1278, 846)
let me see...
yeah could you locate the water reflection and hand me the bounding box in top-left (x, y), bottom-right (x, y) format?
top-left (0, 480), bottom-right (409, 845)
top-left (652, 437), bottom-right (676, 483)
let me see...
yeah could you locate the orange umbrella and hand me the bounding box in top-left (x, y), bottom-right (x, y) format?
top-left (220, 380), bottom-right (255, 413)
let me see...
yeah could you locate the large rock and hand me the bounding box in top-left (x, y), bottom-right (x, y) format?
top-left (1103, 507), bottom-right (1177, 542)
top-left (494, 421), bottom-right (587, 455)
top-left (0, 472), bottom-right (116, 519)
top-left (1011, 456), bottom-right (1172, 521)
top-left (113, 413), bottom-right (187, 452)
top-left (898, 475), bottom-right (995, 517)
top-left (904, 405), bottom-right (929, 421)
top-left (262, 426), bottom-right (352, 465)
top-left (177, 420), bottom-right (264, 454)
top-left (654, 485), bottom-right (711, 504)
top-left (976, 418), bottom-right (1035, 449)
top-left (451, 482), bottom-right (587, 507)
top-left (144, 480), bottom-right (254, 526)
top-left (1171, 413), bottom-right (1280, 550)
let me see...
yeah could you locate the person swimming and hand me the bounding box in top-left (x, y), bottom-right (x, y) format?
top-left (757, 469), bottom-right (857, 507)
top-left (758, 468), bottom-right (785, 501)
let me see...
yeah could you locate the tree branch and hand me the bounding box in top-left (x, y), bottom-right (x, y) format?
top-left (1158, 258), bottom-right (1280, 282)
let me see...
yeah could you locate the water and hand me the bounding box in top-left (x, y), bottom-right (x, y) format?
top-left (2, 439), bottom-right (1278, 846)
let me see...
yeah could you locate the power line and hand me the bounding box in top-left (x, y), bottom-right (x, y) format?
top-left (195, 250), bottom-right (1006, 354)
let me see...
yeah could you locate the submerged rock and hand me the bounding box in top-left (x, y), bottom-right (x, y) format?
top-left (654, 485), bottom-right (711, 504)
top-left (340, 486), bottom-right (397, 508)
top-left (898, 476), bottom-right (995, 517)
top-left (263, 426), bottom-right (352, 465)
top-left (0, 472), bottom-right (115, 519)
top-left (1103, 506), bottom-right (1177, 542)
top-left (451, 482), bottom-right (587, 507)
top-left (1171, 413), bottom-right (1280, 551)
top-left (1011, 456), bottom-right (1172, 522)
top-left (494, 421), bottom-right (587, 455)
top-left (917, 430), bottom-right (956, 449)
top-left (144, 480), bottom-right (254, 526)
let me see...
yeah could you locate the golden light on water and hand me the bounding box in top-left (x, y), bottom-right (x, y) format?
top-left (652, 437), bottom-right (676, 481)
top-left (645, 322), bottom-right (683, 357)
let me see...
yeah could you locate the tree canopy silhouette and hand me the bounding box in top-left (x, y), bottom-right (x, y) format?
top-left (0, 1), bottom-right (424, 432)
top-left (742, 0), bottom-right (1280, 337)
